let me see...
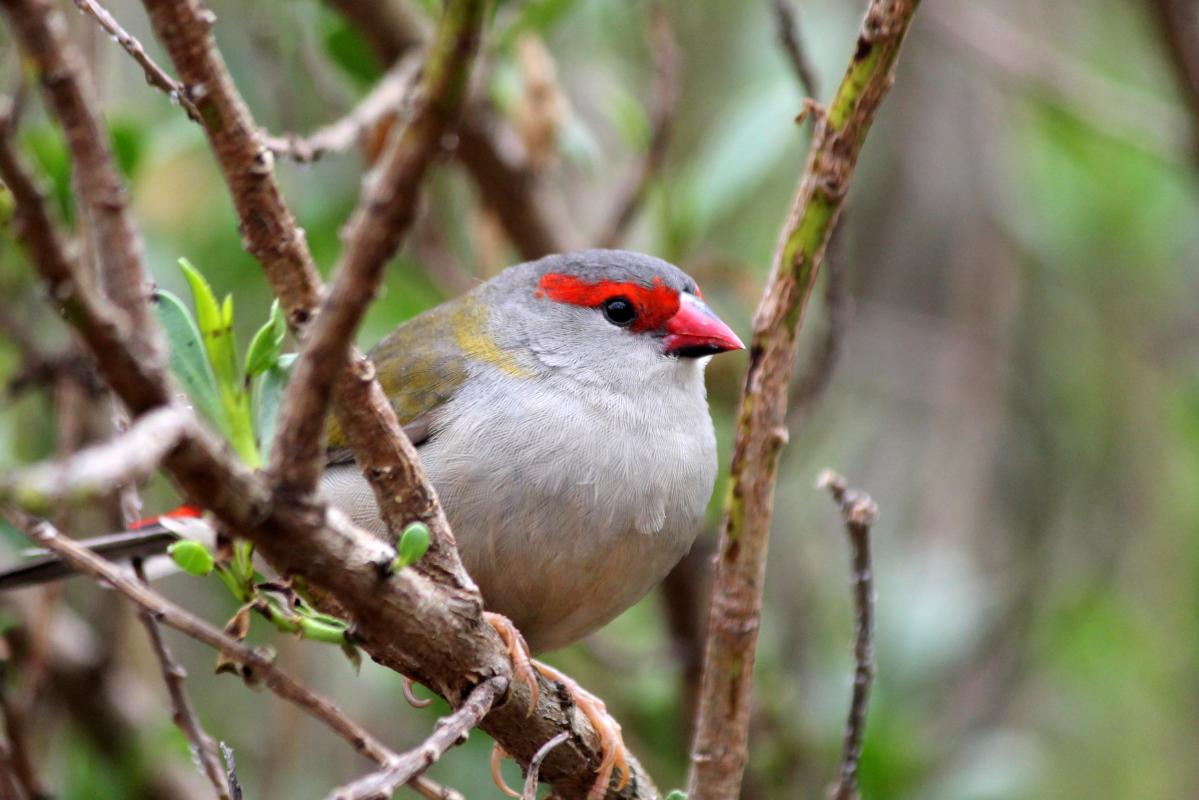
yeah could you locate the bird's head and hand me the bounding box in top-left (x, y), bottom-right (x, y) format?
top-left (479, 250), bottom-right (743, 388)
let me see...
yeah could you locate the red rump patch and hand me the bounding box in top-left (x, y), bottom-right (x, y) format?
top-left (130, 505), bottom-right (202, 530)
top-left (536, 273), bottom-right (680, 332)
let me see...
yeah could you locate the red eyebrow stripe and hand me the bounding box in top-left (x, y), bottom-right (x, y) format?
top-left (536, 273), bottom-right (681, 332)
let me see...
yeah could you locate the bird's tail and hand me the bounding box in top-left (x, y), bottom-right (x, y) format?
top-left (0, 506), bottom-right (209, 591)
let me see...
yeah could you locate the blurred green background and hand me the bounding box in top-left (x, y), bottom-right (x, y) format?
top-left (2, 0), bottom-right (1198, 798)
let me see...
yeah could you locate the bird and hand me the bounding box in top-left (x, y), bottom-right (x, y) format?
top-left (0, 249), bottom-right (744, 798)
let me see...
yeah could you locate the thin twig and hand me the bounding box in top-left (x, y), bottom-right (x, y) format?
top-left (597, 0), bottom-right (679, 248)
top-left (817, 471), bottom-right (878, 800)
top-left (0, 406), bottom-right (191, 512)
top-left (70, 0), bottom-right (201, 121)
top-left (131, 560), bottom-right (231, 800)
top-left (263, 56), bottom-right (421, 163)
top-left (0, 643), bottom-right (47, 800)
top-left (686, 3), bottom-right (920, 798)
top-left (522, 732), bottom-right (570, 800)
top-left (1, 509), bottom-right (406, 773)
top-left (1, 0), bottom-right (161, 357)
top-left (326, 677), bottom-right (506, 800)
top-left (770, 0), bottom-right (820, 99)
top-left (220, 743), bottom-right (243, 800)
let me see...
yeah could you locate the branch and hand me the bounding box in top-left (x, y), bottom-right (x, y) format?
top-left (1, 510), bottom-right (406, 773)
top-left (0, 0), bottom-right (161, 359)
top-left (686, 3), bottom-right (920, 798)
top-left (456, 108), bottom-right (573, 258)
top-left (324, 0), bottom-right (572, 259)
top-left (522, 732), bottom-right (570, 800)
top-left (770, 0), bottom-right (820, 99)
top-left (1146, 0), bottom-right (1199, 162)
top-left (0, 647), bottom-right (48, 800)
top-left (271, 0), bottom-right (485, 491)
top-left (131, 560), bottom-right (231, 800)
top-left (140, 0), bottom-right (324, 329)
top-left (327, 676), bottom-right (506, 800)
top-left (817, 471), bottom-right (877, 800)
top-left (596, 1), bottom-right (679, 248)
top-left (270, 0), bottom-right (483, 590)
top-left (263, 56), bottom-right (421, 164)
top-left (3, 0), bottom-right (658, 792)
top-left (0, 108), bottom-right (172, 416)
top-left (71, 0), bottom-right (202, 122)
top-left (0, 406), bottom-right (191, 512)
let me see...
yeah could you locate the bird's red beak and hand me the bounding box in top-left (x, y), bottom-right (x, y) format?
top-left (663, 293), bottom-right (744, 358)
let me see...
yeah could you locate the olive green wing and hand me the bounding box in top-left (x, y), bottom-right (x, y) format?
top-left (324, 300), bottom-right (470, 466)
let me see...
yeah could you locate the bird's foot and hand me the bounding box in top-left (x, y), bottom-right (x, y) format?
top-left (484, 612), bottom-right (539, 711)
top-left (535, 661), bottom-right (628, 800)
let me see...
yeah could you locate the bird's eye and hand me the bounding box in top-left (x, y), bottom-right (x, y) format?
top-left (602, 297), bottom-right (637, 326)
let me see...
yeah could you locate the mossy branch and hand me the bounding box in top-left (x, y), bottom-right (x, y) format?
top-left (686, 2), bottom-right (922, 798)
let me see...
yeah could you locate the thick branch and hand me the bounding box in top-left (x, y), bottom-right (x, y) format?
top-left (327, 677), bottom-right (506, 800)
top-left (140, 0), bottom-right (324, 329)
top-left (1, 0), bottom-right (161, 361)
top-left (817, 471), bottom-right (878, 800)
top-left (596, 1), bottom-right (679, 248)
top-left (0, 406), bottom-right (191, 512)
top-left (686, 3), bottom-right (920, 798)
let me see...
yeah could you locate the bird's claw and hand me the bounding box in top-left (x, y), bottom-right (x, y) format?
top-left (491, 743), bottom-right (521, 798)
top-left (484, 614), bottom-right (627, 798)
top-left (485, 611), bottom-right (539, 712)
top-left (535, 661), bottom-right (629, 800)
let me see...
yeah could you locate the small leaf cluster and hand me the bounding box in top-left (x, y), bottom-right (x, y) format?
top-left (155, 257), bottom-right (293, 468)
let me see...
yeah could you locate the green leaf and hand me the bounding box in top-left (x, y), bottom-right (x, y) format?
top-left (179, 258), bottom-right (240, 392)
top-left (664, 792), bottom-right (687, 800)
top-left (254, 353), bottom-right (296, 461)
top-left (167, 539), bottom-right (215, 577)
top-left (155, 289), bottom-right (229, 433)
top-left (393, 522), bottom-right (431, 571)
top-left (245, 300), bottom-right (286, 378)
